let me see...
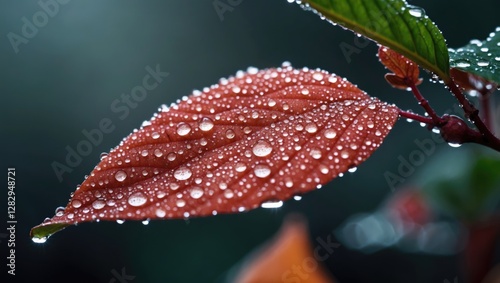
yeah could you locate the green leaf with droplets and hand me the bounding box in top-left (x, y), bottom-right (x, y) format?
top-left (449, 27), bottom-right (500, 86)
top-left (301, 0), bottom-right (450, 82)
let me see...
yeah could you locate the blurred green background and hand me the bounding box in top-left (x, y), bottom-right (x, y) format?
top-left (0, 0), bottom-right (499, 282)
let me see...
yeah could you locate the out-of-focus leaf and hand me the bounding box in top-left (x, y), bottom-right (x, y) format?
top-left (233, 215), bottom-right (336, 283)
top-left (420, 150), bottom-right (500, 220)
top-left (301, 0), bottom-right (450, 82)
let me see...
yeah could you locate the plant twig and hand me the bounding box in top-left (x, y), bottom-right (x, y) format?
top-left (398, 110), bottom-right (434, 125)
top-left (408, 83), bottom-right (443, 125)
top-left (446, 79), bottom-right (500, 151)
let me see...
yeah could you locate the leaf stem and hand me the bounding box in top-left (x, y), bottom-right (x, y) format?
top-left (398, 110), bottom-right (434, 125)
top-left (446, 80), bottom-right (500, 151)
top-left (408, 83), bottom-right (443, 125)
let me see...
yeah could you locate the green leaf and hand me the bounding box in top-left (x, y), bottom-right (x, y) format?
top-left (302, 0), bottom-right (450, 82)
top-left (420, 150), bottom-right (500, 220)
top-left (449, 27), bottom-right (500, 86)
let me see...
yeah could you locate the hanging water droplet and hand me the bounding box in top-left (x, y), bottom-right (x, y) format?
top-left (448, 142), bottom-right (462, 148)
top-left (254, 164), bottom-right (271, 178)
top-left (199, 117), bottom-right (214, 131)
top-left (190, 187), bottom-right (204, 199)
top-left (142, 219), bottom-right (150, 225)
top-left (114, 170), bottom-right (127, 182)
top-left (116, 219), bottom-right (125, 224)
top-left (174, 167), bottom-right (192, 180)
top-left (252, 140), bottom-right (273, 157)
top-left (128, 192), bottom-right (147, 207)
top-left (261, 200), bottom-right (283, 209)
top-left (32, 236), bottom-right (48, 244)
top-left (432, 128), bottom-right (440, 134)
top-left (176, 123), bottom-right (192, 136)
top-left (348, 167), bottom-right (357, 173)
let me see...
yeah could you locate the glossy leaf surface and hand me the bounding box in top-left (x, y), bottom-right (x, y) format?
top-left (302, 0), bottom-right (450, 82)
top-left (31, 64), bottom-right (399, 241)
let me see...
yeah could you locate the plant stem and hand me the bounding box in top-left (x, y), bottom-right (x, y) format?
top-left (398, 110), bottom-right (434, 125)
top-left (446, 80), bottom-right (500, 151)
top-left (409, 83), bottom-right (443, 125)
top-left (479, 92), bottom-right (493, 132)
top-left (464, 215), bottom-right (500, 283)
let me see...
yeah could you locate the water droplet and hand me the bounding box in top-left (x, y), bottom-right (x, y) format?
top-left (142, 219), bottom-right (150, 225)
top-left (268, 99), bottom-right (277, 107)
top-left (219, 182), bottom-right (227, 190)
top-left (167, 152), bottom-right (177, 161)
top-left (92, 200), bottom-right (105, 210)
top-left (348, 167), bottom-right (357, 173)
top-left (176, 199), bottom-right (186, 207)
top-left (174, 167), bottom-right (192, 180)
top-left (456, 61), bottom-right (471, 68)
top-left (225, 129), bottom-right (235, 139)
top-left (324, 129), bottom-right (337, 139)
top-left (232, 86), bottom-right (241, 93)
top-left (301, 88), bottom-right (310, 95)
top-left (71, 200), bottom-right (82, 208)
top-left (432, 128), bottom-right (440, 134)
top-left (254, 164), bottom-right (271, 178)
top-left (328, 76), bottom-right (338, 83)
top-left (375, 130), bottom-right (382, 136)
top-left (312, 72), bottom-right (324, 81)
top-left (224, 190), bottom-right (234, 199)
top-left (32, 236), bottom-right (47, 244)
top-left (252, 140), bottom-right (273, 157)
top-left (199, 117), bottom-right (214, 131)
top-left (190, 187), bottom-right (204, 199)
top-left (177, 123), bottom-right (192, 136)
top-left (305, 123), bottom-right (318, 133)
top-left (141, 149), bottom-right (149, 157)
top-left (408, 7), bottom-right (424, 17)
top-left (128, 192), bottom-right (147, 207)
top-left (261, 200), bottom-right (283, 209)
top-left (477, 61), bottom-right (489, 67)
top-left (152, 132), bottom-right (160, 139)
top-left (448, 142), bottom-right (461, 148)
top-left (116, 219), bottom-right (125, 224)
top-left (341, 151), bottom-right (349, 159)
top-left (156, 209), bottom-right (166, 218)
top-left (293, 195), bottom-right (302, 201)
top-left (235, 162), bottom-right (247, 172)
top-left (367, 121), bottom-right (374, 128)
top-left (115, 170), bottom-right (127, 182)
top-left (154, 149), bottom-right (163, 157)
top-left (310, 149), bottom-right (322, 159)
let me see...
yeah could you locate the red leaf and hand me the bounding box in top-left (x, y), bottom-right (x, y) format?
top-left (378, 45), bottom-right (422, 88)
top-left (31, 64), bottom-right (399, 241)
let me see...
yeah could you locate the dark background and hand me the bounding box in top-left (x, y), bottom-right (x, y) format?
top-left (0, 1), bottom-right (499, 282)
